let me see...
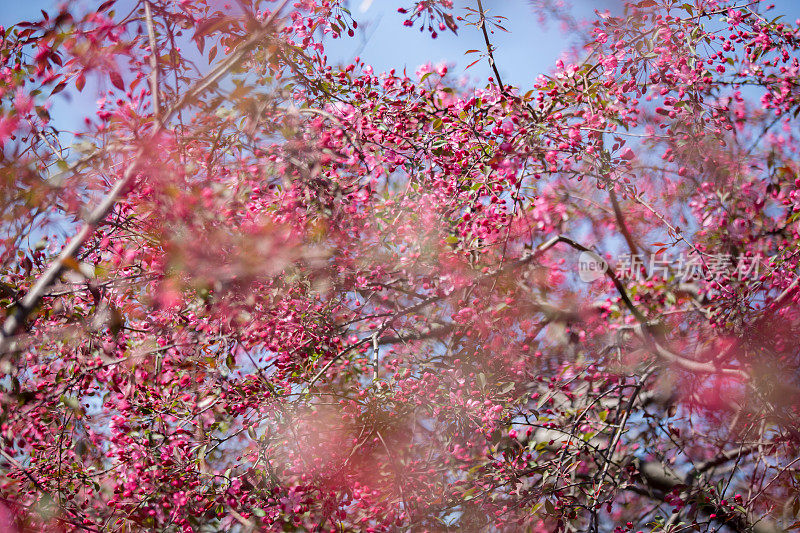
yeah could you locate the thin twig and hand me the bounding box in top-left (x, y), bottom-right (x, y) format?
top-left (475, 0), bottom-right (505, 93)
top-left (144, 0), bottom-right (162, 128)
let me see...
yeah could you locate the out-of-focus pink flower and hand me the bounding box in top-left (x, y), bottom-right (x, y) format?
top-left (0, 116), bottom-right (19, 142)
top-left (13, 91), bottom-right (33, 115)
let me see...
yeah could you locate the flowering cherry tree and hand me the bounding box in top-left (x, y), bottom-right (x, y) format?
top-left (1, 0), bottom-right (799, 531)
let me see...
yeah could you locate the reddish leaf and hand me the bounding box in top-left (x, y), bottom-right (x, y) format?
top-left (50, 80), bottom-right (67, 95)
top-left (75, 73), bottom-right (85, 92)
top-left (443, 13), bottom-right (458, 35)
top-left (97, 0), bottom-right (116, 12)
top-left (109, 70), bottom-right (124, 91)
top-left (194, 16), bottom-right (231, 42)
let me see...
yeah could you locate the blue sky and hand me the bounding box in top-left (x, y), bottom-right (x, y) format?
top-left (321, 0), bottom-right (577, 87)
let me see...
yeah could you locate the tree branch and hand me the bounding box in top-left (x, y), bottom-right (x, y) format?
top-left (475, 0), bottom-right (505, 93)
top-left (143, 0), bottom-right (162, 128)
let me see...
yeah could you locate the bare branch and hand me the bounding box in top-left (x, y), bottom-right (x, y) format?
top-left (143, 0), bottom-right (162, 128)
